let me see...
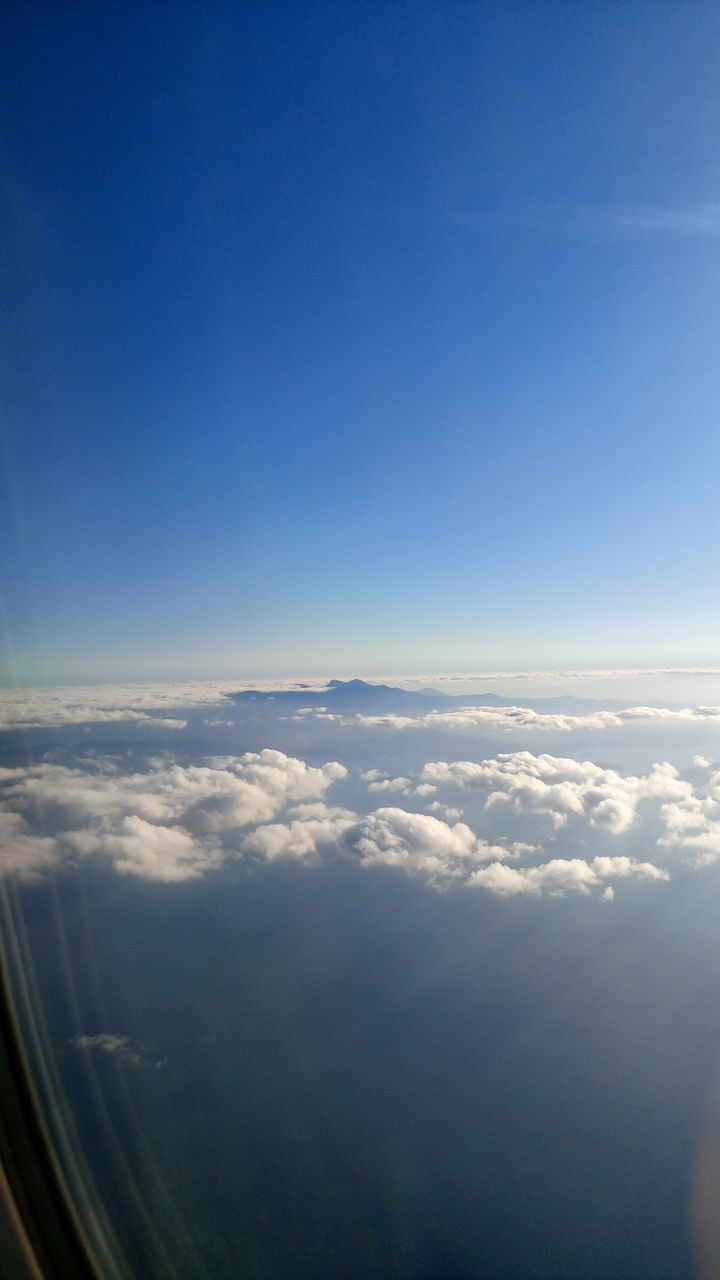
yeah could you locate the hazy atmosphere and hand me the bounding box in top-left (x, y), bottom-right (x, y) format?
top-left (4, 3), bottom-right (720, 1279)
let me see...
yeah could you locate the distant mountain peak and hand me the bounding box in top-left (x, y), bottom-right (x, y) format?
top-left (326, 679), bottom-right (393, 692)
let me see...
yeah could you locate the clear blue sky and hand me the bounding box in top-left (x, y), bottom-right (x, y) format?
top-left (3, 2), bottom-right (720, 685)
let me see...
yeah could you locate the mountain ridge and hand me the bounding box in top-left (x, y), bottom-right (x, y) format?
top-left (229, 678), bottom-right (650, 714)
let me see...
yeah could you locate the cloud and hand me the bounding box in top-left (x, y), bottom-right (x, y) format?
top-left (415, 783), bottom-right (437, 797)
top-left (426, 801), bottom-right (464, 821)
top-left (0, 736), bottom-right (701, 902)
top-left (341, 807), bottom-right (532, 882)
top-left (0, 683), bottom-right (212, 730)
top-left (468, 853), bottom-right (667, 898)
top-left (71, 1033), bottom-right (153, 1067)
top-left (0, 809), bottom-right (60, 880)
top-left (7, 672), bottom-right (720, 733)
top-left (659, 765), bottom-right (720, 867)
top-left (353, 705), bottom-right (720, 735)
top-left (421, 752), bottom-right (691, 834)
top-left (567, 203), bottom-right (720, 237)
top-left (454, 203), bottom-right (720, 240)
top-left (360, 770), bottom-right (413, 795)
top-left (65, 818), bottom-right (222, 882)
top-left (389, 667), bottom-right (720, 685)
top-left (591, 855), bottom-right (668, 882)
top-left (0, 678), bottom-right (338, 732)
top-left (242, 803), bottom-right (357, 862)
top-left (468, 858), bottom-right (600, 897)
top-left (0, 750), bottom-right (347, 882)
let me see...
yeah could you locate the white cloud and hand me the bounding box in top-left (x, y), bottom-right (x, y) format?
top-left (0, 809), bottom-right (60, 880)
top-left (421, 752), bottom-right (690, 834)
top-left (242, 804), bottom-right (357, 862)
top-left (0, 682), bottom-right (207, 731)
top-left (0, 733), bottom-right (705, 903)
top-left (468, 851), bottom-right (668, 897)
top-left (8, 670), bottom-right (717, 732)
top-left (66, 817), bottom-right (222, 882)
top-left (591, 855), bottom-right (668, 882)
top-left (390, 666), bottom-right (720, 684)
top-left (0, 678), bottom-right (339, 732)
top-left (353, 705), bottom-right (720, 735)
top-left (341, 807), bottom-right (531, 882)
top-left (0, 750), bottom-right (347, 882)
top-left (360, 769), bottom-right (413, 794)
top-left (367, 777), bottom-right (413, 794)
top-left (659, 765), bottom-right (720, 867)
top-left (426, 801), bottom-right (464, 821)
top-left (468, 858), bottom-right (600, 897)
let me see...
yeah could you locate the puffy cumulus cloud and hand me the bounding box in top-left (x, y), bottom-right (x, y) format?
top-left (360, 770), bottom-right (413, 795)
top-left (0, 736), bottom-right (699, 903)
top-left (469, 858), bottom-right (600, 897)
top-left (242, 804), bottom-right (357, 862)
top-left (421, 753), bottom-right (690, 834)
top-left (426, 800), bottom-right (464, 822)
top-left (590, 855), bottom-right (668, 881)
top-left (340, 807), bottom-right (532, 883)
top-left (0, 750), bottom-right (347, 882)
top-left (179, 751), bottom-right (347, 834)
top-left (0, 751), bottom-right (346, 834)
top-left (65, 818), bottom-right (222, 882)
top-left (354, 705), bottom-right (720, 734)
top-left (468, 853), bottom-right (668, 897)
top-left (659, 765), bottom-right (720, 866)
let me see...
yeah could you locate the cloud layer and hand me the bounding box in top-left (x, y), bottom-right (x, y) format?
top-left (0, 680), bottom-right (332, 731)
top-left (5, 675), bottom-right (720, 734)
top-left (3, 743), bottom-right (720, 900)
top-left (353, 705), bottom-right (720, 734)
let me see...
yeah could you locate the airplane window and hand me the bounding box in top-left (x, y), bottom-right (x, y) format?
top-left (3, 3), bottom-right (720, 1277)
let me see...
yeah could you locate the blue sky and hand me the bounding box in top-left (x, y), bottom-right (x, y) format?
top-left (3, 1), bottom-right (720, 685)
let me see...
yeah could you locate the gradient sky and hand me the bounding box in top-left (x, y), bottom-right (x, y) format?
top-left (3, 1), bottom-right (720, 685)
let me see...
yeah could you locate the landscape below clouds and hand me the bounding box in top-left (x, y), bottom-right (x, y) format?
top-left (5, 676), bottom-right (720, 1277)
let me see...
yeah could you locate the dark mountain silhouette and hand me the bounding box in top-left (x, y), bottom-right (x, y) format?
top-left (229, 679), bottom-right (634, 714)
